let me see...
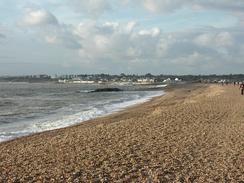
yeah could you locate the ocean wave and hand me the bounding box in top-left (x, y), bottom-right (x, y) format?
top-left (76, 90), bottom-right (93, 93)
top-left (0, 91), bottom-right (164, 142)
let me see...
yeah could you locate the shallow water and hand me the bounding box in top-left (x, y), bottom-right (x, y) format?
top-left (0, 82), bottom-right (164, 142)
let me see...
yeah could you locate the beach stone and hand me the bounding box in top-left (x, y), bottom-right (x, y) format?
top-left (0, 84), bottom-right (244, 182)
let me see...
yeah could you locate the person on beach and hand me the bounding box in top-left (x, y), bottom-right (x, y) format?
top-left (240, 82), bottom-right (244, 95)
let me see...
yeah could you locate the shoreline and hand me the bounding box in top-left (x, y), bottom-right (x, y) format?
top-left (0, 83), bottom-right (194, 145)
top-left (1, 83), bottom-right (243, 182)
top-left (0, 87), bottom-right (166, 144)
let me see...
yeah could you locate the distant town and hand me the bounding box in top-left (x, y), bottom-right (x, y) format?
top-left (1, 74), bottom-right (244, 85)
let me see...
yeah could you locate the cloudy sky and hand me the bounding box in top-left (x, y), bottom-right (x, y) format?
top-left (0, 0), bottom-right (244, 75)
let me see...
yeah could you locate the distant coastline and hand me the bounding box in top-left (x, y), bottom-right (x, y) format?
top-left (1, 74), bottom-right (244, 84)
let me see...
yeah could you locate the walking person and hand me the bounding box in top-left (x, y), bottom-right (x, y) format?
top-left (240, 82), bottom-right (244, 95)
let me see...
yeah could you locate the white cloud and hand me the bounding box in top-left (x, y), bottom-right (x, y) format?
top-left (45, 35), bottom-right (57, 44)
top-left (216, 32), bottom-right (233, 47)
top-left (65, 20), bottom-right (243, 74)
top-left (122, 21), bottom-right (137, 34)
top-left (8, 1), bottom-right (244, 74)
top-left (138, 27), bottom-right (160, 37)
top-left (19, 9), bottom-right (58, 27)
top-left (194, 33), bottom-right (213, 46)
top-left (18, 8), bottom-right (82, 49)
top-left (194, 31), bottom-right (233, 48)
top-left (14, 5), bottom-right (244, 74)
top-left (74, 21), bottom-right (164, 63)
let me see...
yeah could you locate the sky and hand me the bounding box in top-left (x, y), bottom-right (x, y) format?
top-left (0, 0), bottom-right (244, 75)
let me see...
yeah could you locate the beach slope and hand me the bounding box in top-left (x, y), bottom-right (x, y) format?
top-left (0, 84), bottom-right (243, 182)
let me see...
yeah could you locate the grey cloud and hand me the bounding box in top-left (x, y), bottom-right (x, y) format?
top-left (0, 24), bottom-right (6, 39)
top-left (11, 1), bottom-right (244, 74)
top-left (0, 33), bottom-right (6, 39)
top-left (4, 23), bottom-right (244, 74)
top-left (141, 0), bottom-right (244, 15)
top-left (68, 0), bottom-right (244, 16)
top-left (18, 8), bottom-right (81, 50)
top-left (136, 0), bottom-right (244, 13)
top-left (136, 0), bottom-right (189, 13)
top-left (15, 16), bottom-right (244, 74)
top-left (195, 0), bottom-right (244, 12)
top-left (44, 24), bottom-right (82, 49)
top-left (68, 0), bottom-right (110, 17)
top-left (72, 21), bottom-right (244, 74)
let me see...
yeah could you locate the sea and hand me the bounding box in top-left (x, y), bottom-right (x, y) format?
top-left (0, 82), bottom-right (164, 142)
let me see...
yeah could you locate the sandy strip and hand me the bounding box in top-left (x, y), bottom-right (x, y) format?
top-left (0, 84), bottom-right (243, 182)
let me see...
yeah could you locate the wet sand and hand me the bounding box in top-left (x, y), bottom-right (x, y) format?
top-left (0, 84), bottom-right (243, 182)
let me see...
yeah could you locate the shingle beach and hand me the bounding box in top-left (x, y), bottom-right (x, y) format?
top-left (0, 84), bottom-right (243, 182)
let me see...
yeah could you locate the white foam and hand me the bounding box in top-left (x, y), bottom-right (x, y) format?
top-left (77, 90), bottom-right (93, 93)
top-left (0, 91), bottom-right (164, 142)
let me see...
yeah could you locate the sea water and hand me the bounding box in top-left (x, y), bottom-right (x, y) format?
top-left (0, 82), bottom-right (164, 142)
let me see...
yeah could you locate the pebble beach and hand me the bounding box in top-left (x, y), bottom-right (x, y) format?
top-left (0, 84), bottom-right (243, 182)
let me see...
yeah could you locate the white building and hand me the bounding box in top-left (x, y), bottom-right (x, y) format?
top-left (72, 80), bottom-right (95, 84)
top-left (58, 79), bottom-right (68, 83)
top-left (163, 78), bottom-right (171, 83)
top-left (137, 78), bottom-right (155, 84)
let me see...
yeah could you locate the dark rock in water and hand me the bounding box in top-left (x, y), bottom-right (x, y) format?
top-left (90, 88), bottom-right (123, 93)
